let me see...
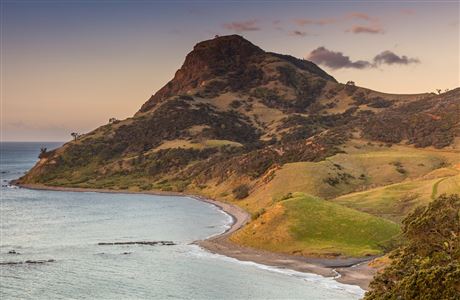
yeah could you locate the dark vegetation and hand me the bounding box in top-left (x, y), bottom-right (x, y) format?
top-left (232, 184), bottom-right (250, 199)
top-left (38, 147), bottom-right (50, 159)
top-left (365, 194), bottom-right (460, 300)
top-left (323, 172), bottom-right (355, 186)
top-left (269, 52), bottom-right (337, 82)
top-left (115, 100), bottom-right (260, 154)
top-left (256, 65), bottom-right (327, 113)
top-left (45, 99), bottom-right (260, 173)
top-left (277, 109), bottom-right (356, 143)
top-left (145, 148), bottom-right (217, 178)
top-left (389, 161), bottom-right (407, 175)
top-left (251, 208), bottom-right (266, 220)
top-left (352, 92), bottom-right (393, 108)
top-left (180, 128), bottom-right (347, 184)
top-left (362, 91), bottom-right (460, 148)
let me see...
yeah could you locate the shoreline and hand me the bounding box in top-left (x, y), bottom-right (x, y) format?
top-left (15, 183), bottom-right (376, 290)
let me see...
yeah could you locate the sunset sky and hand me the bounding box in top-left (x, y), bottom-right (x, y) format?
top-left (2, 1), bottom-right (459, 141)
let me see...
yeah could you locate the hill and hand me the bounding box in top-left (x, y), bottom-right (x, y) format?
top-left (18, 35), bottom-right (460, 258)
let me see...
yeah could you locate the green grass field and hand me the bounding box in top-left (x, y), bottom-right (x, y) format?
top-left (232, 193), bottom-right (400, 257)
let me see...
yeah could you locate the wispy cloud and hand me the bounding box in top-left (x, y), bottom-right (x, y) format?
top-left (223, 20), bottom-right (260, 32)
top-left (344, 12), bottom-right (384, 34)
top-left (294, 12), bottom-right (385, 35)
top-left (346, 12), bottom-right (378, 22)
top-left (346, 25), bottom-right (384, 34)
top-left (289, 30), bottom-right (310, 37)
top-left (295, 12), bottom-right (379, 27)
top-left (307, 47), bottom-right (420, 70)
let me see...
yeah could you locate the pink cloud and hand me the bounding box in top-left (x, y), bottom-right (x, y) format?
top-left (289, 30), bottom-right (309, 37)
top-left (346, 25), bottom-right (384, 34)
top-left (347, 12), bottom-right (376, 21)
top-left (223, 20), bottom-right (260, 32)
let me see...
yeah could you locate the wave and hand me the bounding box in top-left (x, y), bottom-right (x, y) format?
top-left (187, 244), bottom-right (365, 298)
top-left (200, 202), bottom-right (233, 238)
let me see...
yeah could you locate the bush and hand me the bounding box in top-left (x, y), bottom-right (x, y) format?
top-left (232, 184), bottom-right (250, 199)
top-left (252, 208), bottom-right (266, 220)
top-left (365, 194), bottom-right (460, 300)
top-left (391, 161), bottom-right (407, 174)
top-left (230, 100), bottom-right (242, 109)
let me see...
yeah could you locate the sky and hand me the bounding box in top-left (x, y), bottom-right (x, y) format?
top-left (2, 0), bottom-right (459, 141)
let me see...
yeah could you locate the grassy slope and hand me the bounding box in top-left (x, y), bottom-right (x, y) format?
top-left (332, 173), bottom-right (460, 222)
top-left (223, 141), bottom-right (459, 256)
top-left (155, 139), bottom-right (243, 151)
top-left (233, 141), bottom-right (457, 213)
top-left (231, 193), bottom-right (400, 257)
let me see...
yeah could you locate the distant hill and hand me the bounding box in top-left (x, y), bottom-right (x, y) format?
top-left (19, 35), bottom-right (460, 258)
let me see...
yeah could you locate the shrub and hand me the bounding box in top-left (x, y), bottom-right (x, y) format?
top-left (280, 192), bottom-right (293, 201)
top-left (252, 208), bottom-right (266, 220)
top-left (230, 100), bottom-right (242, 109)
top-left (391, 161), bottom-right (407, 174)
top-left (232, 184), bottom-right (250, 199)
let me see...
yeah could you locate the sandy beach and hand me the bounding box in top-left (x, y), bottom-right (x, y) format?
top-left (16, 183), bottom-right (377, 290)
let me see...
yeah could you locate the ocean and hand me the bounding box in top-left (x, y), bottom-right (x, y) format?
top-left (0, 142), bottom-right (364, 299)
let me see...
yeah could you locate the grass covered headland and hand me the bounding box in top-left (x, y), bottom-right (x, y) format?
top-left (19, 36), bottom-right (460, 267)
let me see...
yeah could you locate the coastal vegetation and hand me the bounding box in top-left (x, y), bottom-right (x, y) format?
top-left (365, 194), bottom-right (460, 299)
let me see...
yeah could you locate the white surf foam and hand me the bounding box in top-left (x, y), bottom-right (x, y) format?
top-left (187, 244), bottom-right (365, 298)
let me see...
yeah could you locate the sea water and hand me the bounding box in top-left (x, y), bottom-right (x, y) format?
top-left (0, 142), bottom-right (364, 299)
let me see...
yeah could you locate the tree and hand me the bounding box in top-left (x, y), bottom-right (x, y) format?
top-left (346, 80), bottom-right (356, 86)
top-left (365, 194), bottom-right (460, 300)
top-left (38, 147), bottom-right (47, 159)
top-left (109, 117), bottom-right (118, 124)
top-left (436, 89), bottom-right (442, 95)
top-left (71, 132), bottom-right (80, 141)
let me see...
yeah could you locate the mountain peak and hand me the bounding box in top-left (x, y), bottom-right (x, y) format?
top-left (139, 35), bottom-right (334, 113)
top-left (179, 34), bottom-right (265, 79)
top-left (192, 34), bottom-right (264, 57)
top-left (139, 35), bottom-right (266, 112)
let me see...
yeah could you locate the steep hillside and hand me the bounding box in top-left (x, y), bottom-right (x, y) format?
top-left (18, 35), bottom-right (460, 258)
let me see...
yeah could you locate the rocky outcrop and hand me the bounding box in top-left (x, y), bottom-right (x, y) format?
top-left (97, 241), bottom-right (176, 246)
top-left (0, 259), bottom-right (55, 266)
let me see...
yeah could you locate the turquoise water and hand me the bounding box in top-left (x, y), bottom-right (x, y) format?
top-left (0, 142), bottom-right (364, 299)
